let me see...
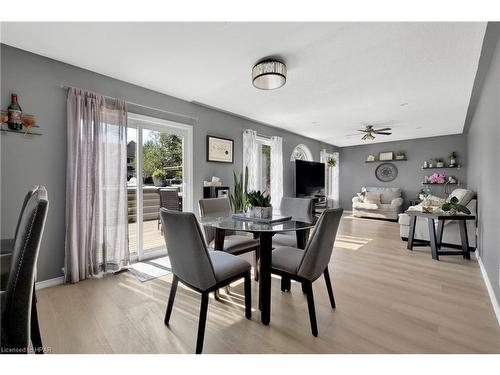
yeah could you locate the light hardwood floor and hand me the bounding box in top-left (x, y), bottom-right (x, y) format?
top-left (37, 214), bottom-right (500, 353)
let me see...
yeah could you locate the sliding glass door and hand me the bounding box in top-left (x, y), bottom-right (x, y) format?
top-left (127, 113), bottom-right (193, 261)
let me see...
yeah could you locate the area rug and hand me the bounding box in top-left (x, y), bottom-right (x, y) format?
top-left (127, 256), bottom-right (172, 282)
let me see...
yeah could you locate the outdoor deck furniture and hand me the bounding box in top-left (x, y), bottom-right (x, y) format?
top-left (158, 187), bottom-right (181, 230)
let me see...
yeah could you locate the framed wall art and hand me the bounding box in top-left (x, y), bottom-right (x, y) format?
top-left (378, 151), bottom-right (394, 161)
top-left (207, 135), bottom-right (234, 163)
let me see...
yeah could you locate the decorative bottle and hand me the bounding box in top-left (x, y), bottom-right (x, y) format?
top-left (7, 93), bottom-right (23, 130)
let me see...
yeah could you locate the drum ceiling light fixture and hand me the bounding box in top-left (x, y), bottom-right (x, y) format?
top-left (252, 59), bottom-right (287, 90)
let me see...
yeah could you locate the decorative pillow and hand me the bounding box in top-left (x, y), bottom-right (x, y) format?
top-left (446, 189), bottom-right (474, 206)
top-left (364, 192), bottom-right (381, 205)
top-left (422, 195), bottom-right (446, 207)
top-left (357, 192), bottom-right (366, 202)
top-left (380, 188), bottom-right (402, 204)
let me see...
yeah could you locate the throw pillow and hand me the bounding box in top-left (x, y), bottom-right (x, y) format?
top-left (357, 192), bottom-right (365, 202)
top-left (364, 192), bottom-right (381, 205)
top-left (446, 189), bottom-right (474, 206)
top-left (423, 195), bottom-right (446, 207)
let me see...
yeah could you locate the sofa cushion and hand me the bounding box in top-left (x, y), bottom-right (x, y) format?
top-left (447, 188), bottom-right (474, 206)
top-left (363, 187), bottom-right (402, 204)
top-left (378, 203), bottom-right (400, 212)
top-left (364, 192), bottom-right (381, 204)
top-left (353, 201), bottom-right (379, 210)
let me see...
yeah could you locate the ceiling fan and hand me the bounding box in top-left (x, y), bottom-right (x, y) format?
top-left (347, 125), bottom-right (392, 141)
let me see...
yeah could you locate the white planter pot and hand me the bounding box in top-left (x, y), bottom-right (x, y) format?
top-left (249, 205), bottom-right (273, 219)
top-left (436, 162), bottom-right (444, 168)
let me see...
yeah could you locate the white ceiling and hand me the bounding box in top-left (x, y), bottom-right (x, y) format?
top-left (0, 22), bottom-right (486, 146)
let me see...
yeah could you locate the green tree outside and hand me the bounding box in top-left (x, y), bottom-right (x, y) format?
top-left (142, 133), bottom-right (183, 179)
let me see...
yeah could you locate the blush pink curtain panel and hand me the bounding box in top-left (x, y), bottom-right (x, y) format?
top-left (64, 88), bottom-right (129, 283)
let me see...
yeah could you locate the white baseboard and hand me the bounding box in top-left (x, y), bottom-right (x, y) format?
top-left (476, 250), bottom-right (500, 326)
top-left (35, 276), bottom-right (64, 290)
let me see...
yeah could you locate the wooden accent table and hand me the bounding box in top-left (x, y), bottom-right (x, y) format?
top-left (406, 210), bottom-right (475, 261)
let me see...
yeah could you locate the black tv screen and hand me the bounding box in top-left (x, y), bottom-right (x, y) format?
top-left (295, 160), bottom-right (325, 197)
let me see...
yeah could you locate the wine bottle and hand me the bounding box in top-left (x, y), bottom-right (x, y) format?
top-left (7, 93), bottom-right (23, 130)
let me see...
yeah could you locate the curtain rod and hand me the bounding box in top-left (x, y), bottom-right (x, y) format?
top-left (60, 83), bottom-right (198, 123)
top-left (256, 132), bottom-right (272, 139)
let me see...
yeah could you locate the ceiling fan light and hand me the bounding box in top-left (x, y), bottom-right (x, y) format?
top-left (252, 60), bottom-right (287, 90)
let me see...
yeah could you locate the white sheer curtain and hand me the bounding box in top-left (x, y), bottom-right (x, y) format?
top-left (270, 136), bottom-right (283, 210)
top-left (65, 88), bottom-right (129, 283)
top-left (321, 150), bottom-right (340, 208)
top-left (242, 129), bottom-right (259, 191)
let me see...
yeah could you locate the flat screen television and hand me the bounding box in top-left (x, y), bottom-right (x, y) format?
top-left (295, 160), bottom-right (325, 197)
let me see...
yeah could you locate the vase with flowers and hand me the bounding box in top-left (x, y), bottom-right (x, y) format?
top-left (430, 172), bottom-right (446, 184)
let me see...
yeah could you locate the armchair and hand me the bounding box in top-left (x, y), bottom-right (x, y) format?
top-left (352, 187), bottom-right (403, 221)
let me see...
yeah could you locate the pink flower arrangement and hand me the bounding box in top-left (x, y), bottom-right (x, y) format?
top-left (430, 172), bottom-right (446, 184)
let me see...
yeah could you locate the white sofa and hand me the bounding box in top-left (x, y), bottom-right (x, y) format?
top-left (398, 189), bottom-right (477, 248)
top-left (352, 187), bottom-right (403, 221)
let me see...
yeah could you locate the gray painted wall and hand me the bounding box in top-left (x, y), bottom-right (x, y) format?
top-left (339, 134), bottom-right (468, 210)
top-left (0, 44), bottom-right (336, 282)
top-left (466, 25), bottom-right (500, 303)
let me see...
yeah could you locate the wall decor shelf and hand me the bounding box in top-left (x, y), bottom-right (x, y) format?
top-left (365, 158), bottom-right (407, 163)
top-left (0, 123), bottom-right (41, 136)
top-left (421, 165), bottom-right (460, 170)
top-left (421, 182), bottom-right (458, 185)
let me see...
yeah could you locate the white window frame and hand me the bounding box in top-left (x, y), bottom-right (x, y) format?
top-left (290, 144), bottom-right (313, 162)
top-left (256, 136), bottom-right (271, 193)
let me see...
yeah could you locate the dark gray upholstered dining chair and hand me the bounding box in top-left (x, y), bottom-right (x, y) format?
top-left (0, 185), bottom-right (37, 257)
top-left (271, 208), bottom-right (343, 337)
top-left (199, 198), bottom-right (260, 280)
top-left (0, 186), bottom-right (49, 354)
top-left (272, 197), bottom-right (314, 248)
top-left (160, 208), bottom-right (252, 354)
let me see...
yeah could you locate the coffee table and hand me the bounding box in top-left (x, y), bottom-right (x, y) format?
top-left (405, 210), bottom-right (475, 261)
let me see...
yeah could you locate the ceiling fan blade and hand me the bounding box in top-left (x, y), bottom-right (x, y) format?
top-left (375, 132), bottom-right (392, 135)
top-left (374, 127), bottom-right (392, 132)
top-left (357, 129), bottom-right (368, 132)
top-left (345, 134), bottom-right (361, 137)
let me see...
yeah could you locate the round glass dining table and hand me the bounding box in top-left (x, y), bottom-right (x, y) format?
top-left (198, 213), bottom-right (317, 325)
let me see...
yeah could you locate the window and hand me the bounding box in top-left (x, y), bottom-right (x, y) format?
top-left (290, 144), bottom-right (313, 162)
top-left (257, 137), bottom-right (271, 194)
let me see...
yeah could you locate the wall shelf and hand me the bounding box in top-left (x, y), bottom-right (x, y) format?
top-left (365, 158), bottom-right (407, 163)
top-left (421, 182), bottom-right (458, 185)
top-left (1, 123), bottom-right (41, 136)
top-left (0, 128), bottom-right (42, 136)
top-left (422, 165), bottom-right (460, 170)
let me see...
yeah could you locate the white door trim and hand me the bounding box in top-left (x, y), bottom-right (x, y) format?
top-left (127, 112), bottom-right (193, 261)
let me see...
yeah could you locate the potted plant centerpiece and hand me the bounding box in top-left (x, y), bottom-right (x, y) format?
top-left (246, 190), bottom-right (272, 219)
top-left (152, 169), bottom-right (167, 187)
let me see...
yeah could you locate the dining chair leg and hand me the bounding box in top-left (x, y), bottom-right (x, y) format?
top-left (164, 275), bottom-right (178, 326)
top-left (281, 276), bottom-right (291, 292)
top-left (323, 267), bottom-right (336, 309)
top-left (244, 271), bottom-right (252, 319)
top-left (31, 289), bottom-right (43, 354)
top-left (196, 292), bottom-right (209, 354)
top-left (303, 281), bottom-right (318, 337)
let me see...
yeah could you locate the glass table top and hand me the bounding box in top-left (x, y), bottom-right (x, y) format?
top-left (198, 212), bottom-right (317, 233)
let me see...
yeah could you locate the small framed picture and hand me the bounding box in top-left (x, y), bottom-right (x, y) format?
top-left (207, 135), bottom-right (234, 163)
top-left (379, 151), bottom-right (394, 161)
